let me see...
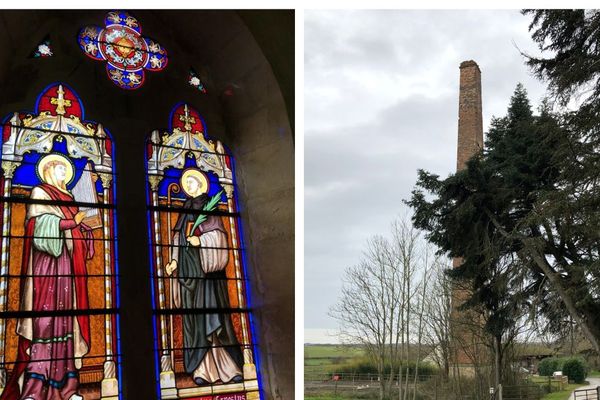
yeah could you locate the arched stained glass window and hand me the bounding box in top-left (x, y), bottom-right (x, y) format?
top-left (146, 104), bottom-right (261, 400)
top-left (0, 83), bottom-right (122, 399)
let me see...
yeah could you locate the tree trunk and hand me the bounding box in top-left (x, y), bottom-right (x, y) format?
top-left (522, 241), bottom-right (600, 353)
top-left (404, 276), bottom-right (411, 400)
top-left (379, 360), bottom-right (385, 400)
top-left (413, 265), bottom-right (428, 400)
top-left (494, 335), bottom-right (501, 388)
top-left (398, 368), bottom-right (403, 400)
top-left (444, 358), bottom-right (449, 382)
top-left (486, 212), bottom-right (600, 353)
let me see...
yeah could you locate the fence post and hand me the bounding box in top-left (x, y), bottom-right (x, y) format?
top-left (498, 384), bottom-right (503, 400)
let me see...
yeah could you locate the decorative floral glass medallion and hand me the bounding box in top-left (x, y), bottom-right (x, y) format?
top-left (30, 35), bottom-right (53, 58)
top-left (188, 68), bottom-right (207, 93)
top-left (78, 10), bottom-right (168, 90)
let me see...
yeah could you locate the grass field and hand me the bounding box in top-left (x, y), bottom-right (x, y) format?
top-left (304, 344), bottom-right (366, 375)
top-left (304, 397), bottom-right (345, 400)
top-left (304, 344), bottom-right (365, 359)
top-left (541, 383), bottom-right (585, 400)
top-left (305, 344), bottom-right (599, 400)
top-left (529, 374), bottom-right (598, 400)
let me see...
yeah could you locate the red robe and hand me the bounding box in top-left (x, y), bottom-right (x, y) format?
top-left (1, 183), bottom-right (92, 400)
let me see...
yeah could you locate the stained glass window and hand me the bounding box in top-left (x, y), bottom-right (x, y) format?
top-left (30, 35), bottom-right (53, 58)
top-left (146, 104), bottom-right (261, 400)
top-left (188, 68), bottom-right (207, 93)
top-left (0, 83), bottom-right (122, 399)
top-left (78, 11), bottom-right (168, 90)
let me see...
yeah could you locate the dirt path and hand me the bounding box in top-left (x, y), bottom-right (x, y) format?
top-left (567, 377), bottom-right (600, 400)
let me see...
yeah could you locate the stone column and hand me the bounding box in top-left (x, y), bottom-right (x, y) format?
top-left (99, 172), bottom-right (120, 400)
top-left (0, 113), bottom-right (21, 392)
top-left (0, 160), bottom-right (18, 391)
top-left (223, 185), bottom-right (258, 388)
top-left (149, 176), bottom-right (177, 399)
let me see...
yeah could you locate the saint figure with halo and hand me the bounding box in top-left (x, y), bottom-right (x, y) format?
top-left (2, 153), bottom-right (93, 400)
top-left (165, 168), bottom-right (243, 386)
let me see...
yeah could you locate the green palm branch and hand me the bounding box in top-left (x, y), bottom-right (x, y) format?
top-left (190, 190), bottom-right (224, 235)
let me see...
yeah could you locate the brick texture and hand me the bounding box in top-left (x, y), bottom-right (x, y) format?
top-left (451, 61), bottom-right (485, 366)
top-left (456, 60), bottom-right (483, 170)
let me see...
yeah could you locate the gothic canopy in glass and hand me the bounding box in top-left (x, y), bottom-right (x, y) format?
top-left (146, 103), bottom-right (262, 400)
top-left (0, 83), bottom-right (122, 400)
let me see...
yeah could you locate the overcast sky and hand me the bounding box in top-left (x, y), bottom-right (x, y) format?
top-left (304, 10), bottom-right (549, 343)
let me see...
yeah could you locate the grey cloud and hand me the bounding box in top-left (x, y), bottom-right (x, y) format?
top-left (305, 95), bottom-right (458, 328)
top-left (305, 10), bottom-right (551, 331)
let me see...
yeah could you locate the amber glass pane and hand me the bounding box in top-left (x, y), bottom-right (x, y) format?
top-left (0, 83), bottom-right (122, 399)
top-left (146, 103), bottom-right (261, 400)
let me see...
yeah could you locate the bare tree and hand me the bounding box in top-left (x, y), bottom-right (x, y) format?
top-left (329, 217), bottom-right (424, 400)
top-left (412, 245), bottom-right (435, 400)
top-left (422, 263), bottom-right (453, 380)
top-left (329, 234), bottom-right (402, 400)
top-left (390, 218), bottom-right (420, 400)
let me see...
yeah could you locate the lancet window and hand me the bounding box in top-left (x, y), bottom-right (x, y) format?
top-left (0, 83), bottom-right (122, 399)
top-left (146, 104), bottom-right (261, 400)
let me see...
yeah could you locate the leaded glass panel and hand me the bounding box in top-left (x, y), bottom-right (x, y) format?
top-left (0, 83), bottom-right (122, 399)
top-left (146, 104), bottom-right (261, 400)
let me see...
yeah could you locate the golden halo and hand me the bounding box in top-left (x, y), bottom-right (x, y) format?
top-left (181, 168), bottom-right (209, 197)
top-left (36, 153), bottom-right (75, 185)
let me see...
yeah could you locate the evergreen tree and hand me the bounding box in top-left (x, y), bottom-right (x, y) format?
top-left (524, 9), bottom-right (600, 346)
top-left (524, 10), bottom-right (600, 110)
top-left (406, 85), bottom-right (600, 353)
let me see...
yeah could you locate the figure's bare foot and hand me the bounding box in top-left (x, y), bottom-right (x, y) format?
top-left (194, 377), bottom-right (206, 386)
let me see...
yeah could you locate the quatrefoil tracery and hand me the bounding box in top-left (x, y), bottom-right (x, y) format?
top-left (78, 11), bottom-right (168, 90)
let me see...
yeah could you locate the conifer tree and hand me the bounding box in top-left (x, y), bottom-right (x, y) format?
top-left (407, 84), bottom-right (600, 353)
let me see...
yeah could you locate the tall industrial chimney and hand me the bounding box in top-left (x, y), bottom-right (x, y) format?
top-left (451, 60), bottom-right (484, 370)
top-left (456, 60), bottom-right (483, 171)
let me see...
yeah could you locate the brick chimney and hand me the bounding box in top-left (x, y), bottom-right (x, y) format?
top-left (456, 60), bottom-right (483, 171)
top-left (451, 60), bottom-right (485, 369)
top-left (453, 60), bottom-right (483, 271)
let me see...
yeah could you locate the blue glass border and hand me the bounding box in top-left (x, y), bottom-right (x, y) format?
top-left (0, 81), bottom-right (123, 399)
top-left (145, 105), bottom-right (263, 399)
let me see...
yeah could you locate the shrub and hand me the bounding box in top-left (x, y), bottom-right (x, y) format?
top-left (328, 357), bottom-right (438, 379)
top-left (562, 357), bottom-right (588, 383)
top-left (538, 357), bottom-right (562, 377)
